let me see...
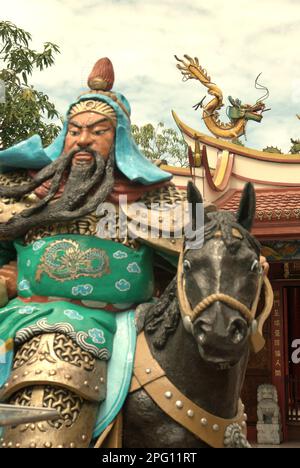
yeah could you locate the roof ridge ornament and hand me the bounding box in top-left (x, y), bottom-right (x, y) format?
top-left (174, 54), bottom-right (269, 140)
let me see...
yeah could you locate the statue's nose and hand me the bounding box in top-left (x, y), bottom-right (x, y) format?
top-left (78, 130), bottom-right (93, 147)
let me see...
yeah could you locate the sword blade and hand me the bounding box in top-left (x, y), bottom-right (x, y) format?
top-left (0, 404), bottom-right (59, 427)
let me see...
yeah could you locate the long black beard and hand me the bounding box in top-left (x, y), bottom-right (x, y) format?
top-left (0, 148), bottom-right (115, 240)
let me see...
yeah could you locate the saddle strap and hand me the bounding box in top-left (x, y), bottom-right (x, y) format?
top-left (130, 332), bottom-right (247, 448)
top-left (94, 412), bottom-right (123, 449)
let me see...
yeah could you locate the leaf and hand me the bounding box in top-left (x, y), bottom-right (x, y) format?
top-left (22, 71), bottom-right (28, 85)
top-left (0, 21), bottom-right (60, 148)
top-left (132, 120), bottom-right (188, 166)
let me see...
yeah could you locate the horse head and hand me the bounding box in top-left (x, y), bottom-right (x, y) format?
top-left (178, 182), bottom-right (265, 369)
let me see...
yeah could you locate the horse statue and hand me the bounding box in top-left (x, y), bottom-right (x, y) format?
top-left (112, 182), bottom-right (272, 449)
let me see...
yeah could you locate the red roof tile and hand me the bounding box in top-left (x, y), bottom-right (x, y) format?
top-left (216, 189), bottom-right (300, 223)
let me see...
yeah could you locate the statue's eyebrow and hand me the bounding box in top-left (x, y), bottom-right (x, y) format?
top-left (69, 117), bottom-right (109, 129)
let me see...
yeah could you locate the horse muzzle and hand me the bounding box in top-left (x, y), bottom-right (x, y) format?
top-left (193, 310), bottom-right (250, 365)
top-left (196, 315), bottom-right (249, 345)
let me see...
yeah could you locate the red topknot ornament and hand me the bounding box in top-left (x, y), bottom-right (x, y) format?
top-left (87, 57), bottom-right (115, 92)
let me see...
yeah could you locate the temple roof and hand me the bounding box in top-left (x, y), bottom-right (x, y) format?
top-left (215, 188), bottom-right (300, 240)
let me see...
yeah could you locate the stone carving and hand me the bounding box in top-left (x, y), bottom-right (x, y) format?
top-left (224, 423), bottom-right (251, 448)
top-left (256, 384), bottom-right (283, 445)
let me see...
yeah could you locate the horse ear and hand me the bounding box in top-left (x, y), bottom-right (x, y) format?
top-left (187, 181), bottom-right (203, 205)
top-left (187, 182), bottom-right (205, 229)
top-left (236, 182), bottom-right (256, 231)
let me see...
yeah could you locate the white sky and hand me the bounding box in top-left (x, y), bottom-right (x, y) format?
top-left (2, 0), bottom-right (300, 152)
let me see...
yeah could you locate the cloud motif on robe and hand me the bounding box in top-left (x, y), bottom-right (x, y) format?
top-left (64, 309), bottom-right (84, 321)
top-left (71, 284), bottom-right (94, 296)
top-left (127, 262), bottom-right (141, 274)
top-left (32, 240), bottom-right (46, 251)
top-left (115, 279), bottom-right (131, 292)
top-left (88, 328), bottom-right (106, 345)
top-left (113, 251), bottom-right (128, 260)
top-left (18, 279), bottom-right (30, 291)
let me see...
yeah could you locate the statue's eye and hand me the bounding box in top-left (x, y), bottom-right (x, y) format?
top-left (93, 129), bottom-right (109, 136)
top-left (183, 259), bottom-right (191, 272)
top-left (69, 130), bottom-right (80, 137)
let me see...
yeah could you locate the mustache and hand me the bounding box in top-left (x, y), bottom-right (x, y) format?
top-left (76, 147), bottom-right (92, 152)
top-left (0, 147), bottom-right (96, 202)
top-left (72, 147), bottom-right (95, 156)
top-left (23, 148), bottom-right (104, 218)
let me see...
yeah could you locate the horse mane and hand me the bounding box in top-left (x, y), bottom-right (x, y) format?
top-left (144, 276), bottom-right (180, 350)
top-left (144, 210), bottom-right (261, 350)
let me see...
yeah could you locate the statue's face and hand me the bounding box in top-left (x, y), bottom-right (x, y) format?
top-left (64, 111), bottom-right (115, 166)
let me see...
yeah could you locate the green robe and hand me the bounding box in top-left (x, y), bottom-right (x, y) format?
top-left (0, 234), bottom-right (155, 360)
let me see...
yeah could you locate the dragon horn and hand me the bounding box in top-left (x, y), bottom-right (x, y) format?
top-left (174, 55), bottom-right (184, 63)
top-left (255, 73), bottom-right (269, 102)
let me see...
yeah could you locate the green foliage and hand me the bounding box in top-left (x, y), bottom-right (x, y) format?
top-left (290, 139), bottom-right (300, 154)
top-left (262, 146), bottom-right (283, 154)
top-left (131, 122), bottom-right (188, 167)
top-left (0, 21), bottom-right (61, 149)
top-left (231, 138), bottom-right (245, 147)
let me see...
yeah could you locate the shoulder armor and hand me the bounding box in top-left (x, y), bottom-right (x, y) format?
top-left (0, 171), bottom-right (38, 223)
top-left (121, 184), bottom-right (188, 254)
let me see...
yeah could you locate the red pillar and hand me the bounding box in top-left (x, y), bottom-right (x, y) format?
top-left (271, 286), bottom-right (288, 441)
top-left (287, 288), bottom-right (300, 398)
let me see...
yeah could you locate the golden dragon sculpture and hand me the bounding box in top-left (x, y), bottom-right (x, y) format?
top-left (175, 55), bottom-right (270, 140)
top-left (290, 114), bottom-right (300, 154)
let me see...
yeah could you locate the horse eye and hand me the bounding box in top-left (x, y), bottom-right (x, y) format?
top-left (183, 259), bottom-right (191, 272)
top-left (251, 259), bottom-right (259, 272)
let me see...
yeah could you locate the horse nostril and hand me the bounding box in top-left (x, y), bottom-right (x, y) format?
top-left (195, 318), bottom-right (213, 346)
top-left (228, 318), bottom-right (248, 345)
top-left (196, 318), bottom-right (213, 333)
top-left (197, 332), bottom-right (206, 346)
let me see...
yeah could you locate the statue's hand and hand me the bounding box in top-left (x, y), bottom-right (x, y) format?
top-left (0, 276), bottom-right (8, 307)
top-left (259, 256), bottom-right (269, 276)
top-left (0, 261), bottom-right (18, 301)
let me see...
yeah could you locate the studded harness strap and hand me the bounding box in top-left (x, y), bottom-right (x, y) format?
top-left (130, 332), bottom-right (247, 448)
top-left (128, 227), bottom-right (273, 447)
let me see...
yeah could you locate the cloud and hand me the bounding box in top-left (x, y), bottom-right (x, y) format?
top-left (18, 306), bottom-right (38, 315)
top-left (71, 284), bottom-right (94, 296)
top-left (18, 279), bottom-right (30, 291)
top-left (127, 262), bottom-right (141, 274)
top-left (64, 309), bottom-right (84, 320)
top-left (88, 327), bottom-right (106, 345)
top-left (2, 0), bottom-right (300, 152)
top-left (113, 250), bottom-right (128, 260)
top-left (115, 279), bottom-right (131, 292)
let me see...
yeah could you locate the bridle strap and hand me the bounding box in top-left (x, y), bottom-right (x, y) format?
top-left (177, 229), bottom-right (273, 353)
top-left (177, 244), bottom-right (264, 327)
top-left (191, 293), bottom-right (254, 324)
